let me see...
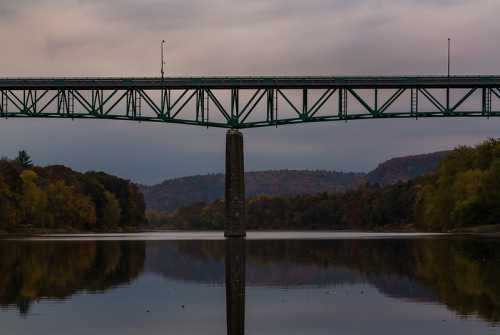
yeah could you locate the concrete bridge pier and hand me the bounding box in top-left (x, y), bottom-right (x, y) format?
top-left (225, 129), bottom-right (246, 237)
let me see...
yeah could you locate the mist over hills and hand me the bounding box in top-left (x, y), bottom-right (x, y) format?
top-left (140, 150), bottom-right (449, 212)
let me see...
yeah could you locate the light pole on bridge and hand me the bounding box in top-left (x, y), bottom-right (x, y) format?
top-left (446, 38), bottom-right (451, 111)
top-left (161, 40), bottom-right (166, 79)
top-left (448, 38), bottom-right (451, 78)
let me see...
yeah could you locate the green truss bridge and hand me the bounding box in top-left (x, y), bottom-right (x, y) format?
top-left (1, 76), bottom-right (500, 128)
top-left (2, 75), bottom-right (500, 237)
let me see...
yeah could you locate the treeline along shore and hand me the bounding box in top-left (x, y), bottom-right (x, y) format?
top-left (1, 139), bottom-right (500, 234)
top-left (0, 151), bottom-right (145, 234)
top-left (149, 139), bottom-right (500, 232)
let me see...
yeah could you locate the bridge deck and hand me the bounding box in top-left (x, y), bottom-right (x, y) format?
top-left (1, 76), bottom-right (500, 89)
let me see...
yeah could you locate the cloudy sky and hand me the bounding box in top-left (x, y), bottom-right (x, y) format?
top-left (1, 0), bottom-right (500, 184)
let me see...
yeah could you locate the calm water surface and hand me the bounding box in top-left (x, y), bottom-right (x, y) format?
top-left (0, 232), bottom-right (499, 334)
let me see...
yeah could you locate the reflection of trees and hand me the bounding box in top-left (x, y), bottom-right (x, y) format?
top-left (148, 240), bottom-right (420, 286)
top-left (0, 241), bottom-right (145, 315)
top-left (148, 238), bottom-right (500, 323)
top-left (2, 238), bottom-right (498, 323)
top-left (414, 239), bottom-right (500, 323)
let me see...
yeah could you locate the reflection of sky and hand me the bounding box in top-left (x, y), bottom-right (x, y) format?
top-left (247, 285), bottom-right (497, 335)
top-left (0, 274), bottom-right (496, 335)
top-left (0, 275), bottom-right (226, 335)
top-left (1, 1), bottom-right (500, 183)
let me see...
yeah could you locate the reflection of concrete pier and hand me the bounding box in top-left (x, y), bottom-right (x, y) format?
top-left (225, 238), bottom-right (246, 335)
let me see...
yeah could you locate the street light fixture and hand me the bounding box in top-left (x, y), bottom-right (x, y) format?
top-left (446, 38), bottom-right (451, 111)
top-left (161, 40), bottom-right (166, 79)
top-left (447, 38), bottom-right (451, 77)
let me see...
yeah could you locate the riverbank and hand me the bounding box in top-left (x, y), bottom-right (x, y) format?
top-left (2, 223), bottom-right (500, 237)
top-left (449, 224), bottom-right (500, 235)
top-left (0, 225), bottom-right (154, 236)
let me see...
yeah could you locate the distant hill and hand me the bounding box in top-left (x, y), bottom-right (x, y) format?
top-left (140, 150), bottom-right (450, 212)
top-left (365, 151), bottom-right (450, 185)
top-left (140, 170), bottom-right (364, 212)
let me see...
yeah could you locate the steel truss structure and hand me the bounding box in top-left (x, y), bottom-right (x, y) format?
top-left (1, 76), bottom-right (500, 129)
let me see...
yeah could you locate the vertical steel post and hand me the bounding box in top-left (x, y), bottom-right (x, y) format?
top-left (0, 90), bottom-right (4, 115)
top-left (482, 88), bottom-right (485, 116)
top-left (225, 237), bottom-right (246, 335)
top-left (446, 88), bottom-right (450, 113)
top-left (225, 129), bottom-right (246, 237)
top-left (266, 89), bottom-right (275, 123)
top-left (302, 88), bottom-right (308, 118)
top-left (411, 88), bottom-right (418, 118)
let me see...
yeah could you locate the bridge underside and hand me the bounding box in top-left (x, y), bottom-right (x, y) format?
top-left (0, 76), bottom-right (499, 129)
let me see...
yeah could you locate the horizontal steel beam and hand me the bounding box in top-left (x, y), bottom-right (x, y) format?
top-left (1, 84), bottom-right (499, 129)
top-left (1, 76), bottom-right (500, 90)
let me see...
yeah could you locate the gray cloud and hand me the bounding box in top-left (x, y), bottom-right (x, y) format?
top-left (0, 0), bottom-right (499, 183)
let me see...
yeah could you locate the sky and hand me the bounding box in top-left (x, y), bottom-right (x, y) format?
top-left (1, 0), bottom-right (500, 184)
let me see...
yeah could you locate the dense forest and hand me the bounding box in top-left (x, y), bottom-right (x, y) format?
top-left (154, 139), bottom-right (500, 232)
top-left (149, 182), bottom-right (416, 230)
top-left (0, 151), bottom-right (145, 233)
top-left (415, 139), bottom-right (500, 231)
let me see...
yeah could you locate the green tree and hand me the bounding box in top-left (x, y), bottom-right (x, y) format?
top-left (416, 139), bottom-right (500, 231)
top-left (100, 191), bottom-right (121, 228)
top-left (450, 169), bottom-right (484, 228)
top-left (16, 150), bottom-right (33, 169)
top-left (85, 172), bottom-right (146, 227)
top-left (478, 159), bottom-right (500, 225)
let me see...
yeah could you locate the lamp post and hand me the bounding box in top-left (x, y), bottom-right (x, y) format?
top-left (446, 38), bottom-right (451, 112)
top-left (161, 40), bottom-right (166, 79)
top-left (447, 38), bottom-right (451, 78)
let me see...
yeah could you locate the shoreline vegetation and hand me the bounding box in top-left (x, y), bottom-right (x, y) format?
top-left (2, 139), bottom-right (500, 235)
top-left (147, 139), bottom-right (500, 233)
top-left (0, 151), bottom-right (145, 234)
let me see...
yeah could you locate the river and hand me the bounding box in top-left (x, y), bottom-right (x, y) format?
top-left (0, 232), bottom-right (499, 334)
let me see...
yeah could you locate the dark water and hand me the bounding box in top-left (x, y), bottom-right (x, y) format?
top-left (0, 232), bottom-right (499, 335)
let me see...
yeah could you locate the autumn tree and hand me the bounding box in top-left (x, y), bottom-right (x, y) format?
top-left (19, 170), bottom-right (48, 227)
top-left (0, 154), bottom-right (146, 233)
top-left (46, 180), bottom-right (97, 229)
top-left (0, 177), bottom-right (18, 230)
